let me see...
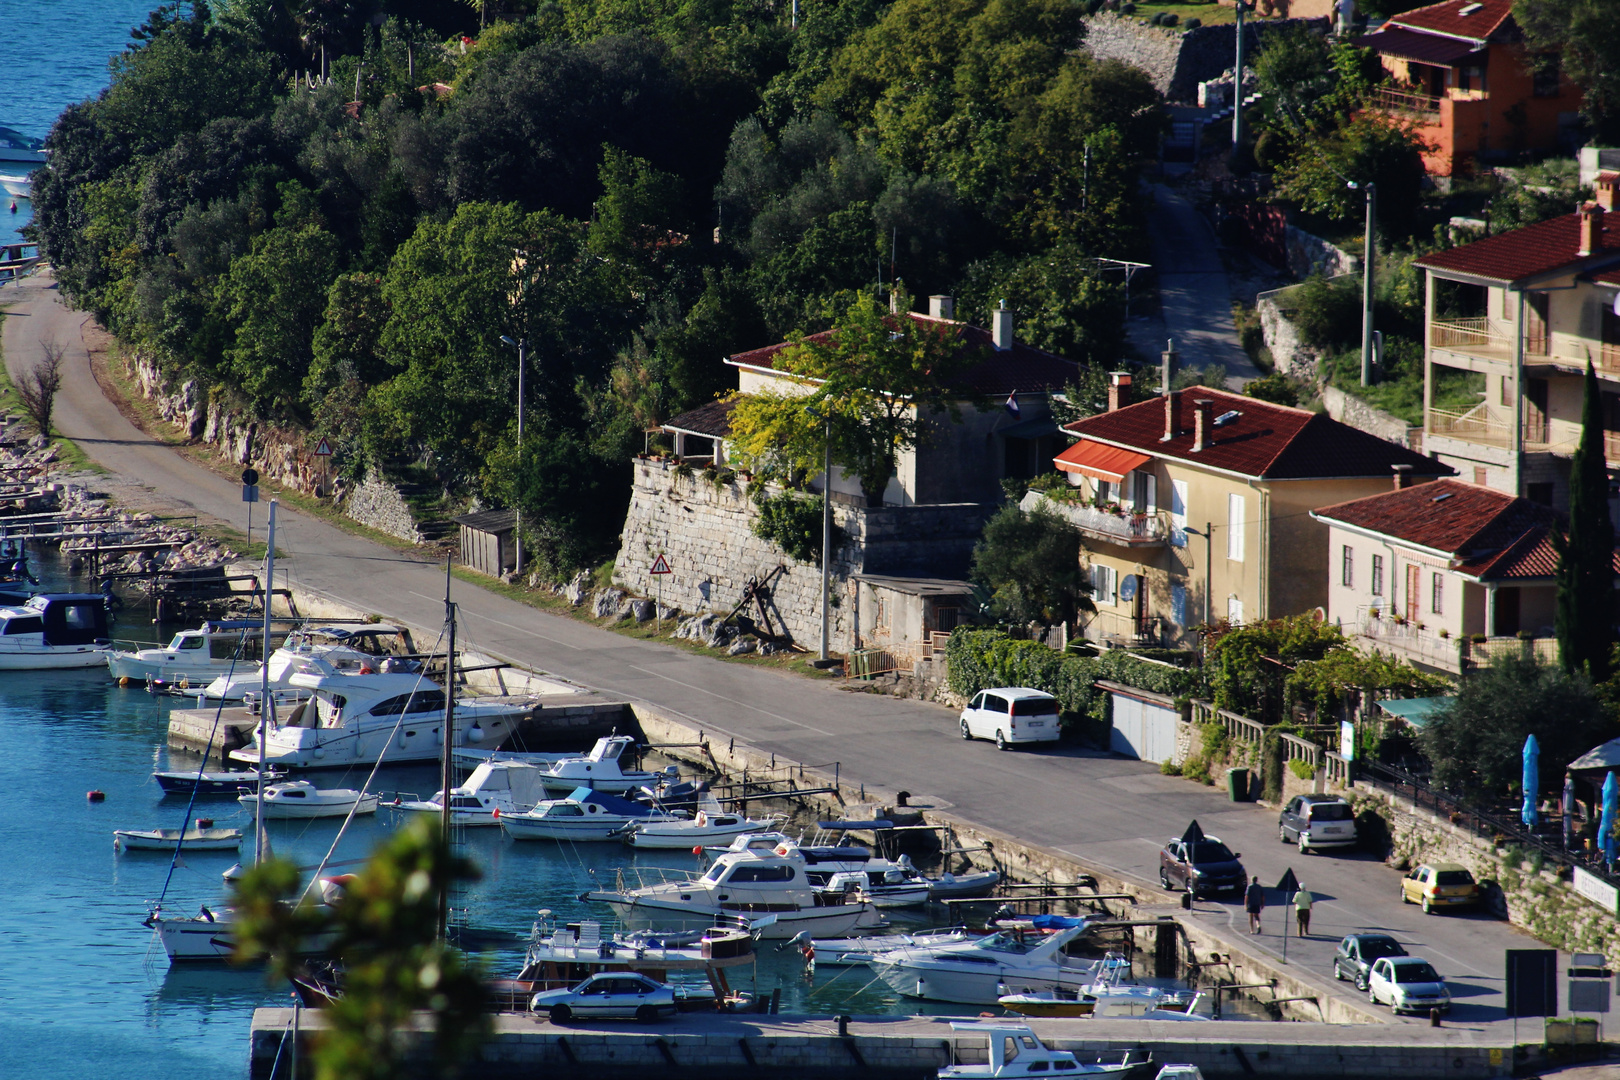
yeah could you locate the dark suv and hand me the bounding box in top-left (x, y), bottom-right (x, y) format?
top-left (1333, 933), bottom-right (1408, 991)
top-left (1159, 836), bottom-right (1246, 897)
top-left (1278, 794), bottom-right (1358, 853)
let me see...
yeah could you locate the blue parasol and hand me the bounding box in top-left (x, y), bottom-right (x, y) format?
top-left (1602, 772), bottom-right (1618, 866)
top-left (1522, 734), bottom-right (1541, 828)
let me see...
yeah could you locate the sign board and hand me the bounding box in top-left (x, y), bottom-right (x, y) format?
top-left (1569, 979), bottom-right (1611, 1013)
top-left (241, 467), bottom-right (259, 486)
top-left (1505, 950), bottom-right (1558, 1018)
top-left (242, 484), bottom-right (259, 504)
top-left (1573, 866), bottom-right (1620, 915)
top-left (1340, 720), bottom-right (1356, 761)
top-left (649, 553), bottom-right (672, 575)
top-left (313, 438), bottom-right (333, 457)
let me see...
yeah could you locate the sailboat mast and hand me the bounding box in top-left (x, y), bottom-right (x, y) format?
top-left (255, 500), bottom-right (278, 865)
top-left (439, 555), bottom-right (455, 939)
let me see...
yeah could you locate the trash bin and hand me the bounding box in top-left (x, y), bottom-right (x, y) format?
top-left (1226, 767), bottom-right (1250, 802)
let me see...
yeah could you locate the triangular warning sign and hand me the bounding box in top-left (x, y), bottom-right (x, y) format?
top-left (1276, 867), bottom-right (1299, 896)
top-left (314, 438), bottom-right (333, 456)
top-left (649, 553), bottom-right (671, 574)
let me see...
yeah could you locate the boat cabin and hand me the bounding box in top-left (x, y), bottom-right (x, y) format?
top-left (943, 1023), bottom-right (1089, 1078)
top-left (4, 594), bottom-right (110, 645)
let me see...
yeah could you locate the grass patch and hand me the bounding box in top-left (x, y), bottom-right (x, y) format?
top-left (1118, 3), bottom-right (1235, 25)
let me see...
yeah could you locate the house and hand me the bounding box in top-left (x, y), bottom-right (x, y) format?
top-left (453, 509), bottom-right (518, 578)
top-left (1358, 0), bottom-right (1583, 176)
top-left (1041, 380), bottom-right (1451, 647)
top-left (1415, 181), bottom-right (1620, 511)
top-left (1310, 477), bottom-right (1566, 672)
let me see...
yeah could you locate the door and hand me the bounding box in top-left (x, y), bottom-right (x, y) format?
top-left (1524, 293), bottom-right (1550, 355)
top-left (1524, 378), bottom-right (1550, 444)
top-left (1404, 564), bottom-right (1420, 624)
top-left (1493, 588), bottom-right (1521, 636)
top-left (1132, 575), bottom-right (1150, 638)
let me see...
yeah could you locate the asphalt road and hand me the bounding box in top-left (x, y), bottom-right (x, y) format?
top-left (2, 270), bottom-right (1551, 1028)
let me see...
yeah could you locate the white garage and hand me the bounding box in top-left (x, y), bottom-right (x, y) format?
top-left (1106, 681), bottom-right (1182, 764)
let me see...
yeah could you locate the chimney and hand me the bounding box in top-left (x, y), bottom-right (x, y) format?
top-left (1161, 339), bottom-right (1178, 395)
top-left (1192, 399), bottom-right (1214, 452)
top-left (1107, 371), bottom-right (1133, 412)
top-left (929, 295), bottom-right (955, 320)
top-left (1162, 390), bottom-right (1177, 442)
top-left (1579, 201), bottom-right (1605, 256)
top-left (993, 301), bottom-right (1014, 351)
top-left (1598, 172), bottom-right (1620, 212)
top-left (1392, 463), bottom-right (1413, 490)
top-left (889, 289), bottom-right (900, 314)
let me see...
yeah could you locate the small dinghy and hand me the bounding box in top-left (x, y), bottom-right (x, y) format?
top-left (154, 769), bottom-right (285, 796)
top-left (115, 827), bottom-right (244, 852)
top-left (240, 780), bottom-right (379, 819)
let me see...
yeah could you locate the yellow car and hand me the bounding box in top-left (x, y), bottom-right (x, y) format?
top-left (1400, 862), bottom-right (1480, 914)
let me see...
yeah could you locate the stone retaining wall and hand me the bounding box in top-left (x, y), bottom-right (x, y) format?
top-left (1320, 385), bottom-right (1414, 449)
top-left (1080, 15), bottom-right (1329, 103)
top-left (345, 467), bottom-right (424, 543)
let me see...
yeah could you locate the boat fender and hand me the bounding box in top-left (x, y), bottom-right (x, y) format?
top-left (180, 676), bottom-right (189, 690)
top-left (118, 676), bottom-right (131, 687)
top-left (359, 664), bottom-right (374, 674)
top-left (695, 812), bottom-right (708, 827)
top-left (493, 808), bottom-right (500, 818)
top-left (87, 790), bottom-right (106, 802)
top-left (775, 845), bottom-right (791, 856)
top-left (692, 845), bottom-right (703, 855)
top-left (200, 906), bottom-right (214, 922)
top-left (800, 943), bottom-right (815, 963)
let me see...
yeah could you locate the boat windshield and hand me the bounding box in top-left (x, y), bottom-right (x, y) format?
top-left (973, 931), bottom-right (1038, 955)
top-left (703, 863), bottom-right (727, 883)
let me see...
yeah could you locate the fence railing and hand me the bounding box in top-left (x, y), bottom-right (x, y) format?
top-left (1190, 700), bottom-right (1267, 747)
top-left (1324, 751), bottom-right (1351, 787)
top-left (1429, 316), bottom-right (1512, 352)
top-left (1280, 732), bottom-right (1324, 773)
top-left (1023, 492), bottom-right (1168, 545)
top-left (1370, 86), bottom-right (1441, 117)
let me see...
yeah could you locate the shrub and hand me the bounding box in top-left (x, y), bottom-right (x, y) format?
top-left (1291, 274), bottom-right (1362, 351)
top-left (1162, 12), bottom-right (1178, 25)
top-left (752, 491), bottom-right (834, 564)
top-left (1288, 757), bottom-right (1317, 781)
top-left (1120, 2), bottom-right (1135, 11)
top-left (1160, 759), bottom-right (1183, 776)
top-left (1183, 16), bottom-right (1201, 27)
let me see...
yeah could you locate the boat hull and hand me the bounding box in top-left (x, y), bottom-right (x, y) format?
top-left (115, 828), bottom-right (243, 851)
top-left (154, 770), bottom-right (282, 795)
top-left (107, 653), bottom-right (235, 682)
top-left (0, 174), bottom-right (31, 200)
top-left (870, 956), bottom-right (1103, 1005)
top-left (229, 706), bottom-right (524, 769)
top-left (0, 645), bottom-right (110, 670)
top-left (587, 893), bottom-right (869, 940)
top-left (625, 823), bottom-right (769, 848)
top-left (240, 792), bottom-right (380, 819)
top-left (393, 800), bottom-right (502, 826)
top-left (499, 816), bottom-right (635, 841)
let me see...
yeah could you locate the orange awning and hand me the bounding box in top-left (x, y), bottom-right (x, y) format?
top-left (1053, 440), bottom-right (1150, 482)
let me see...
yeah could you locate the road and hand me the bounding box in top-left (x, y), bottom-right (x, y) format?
top-left (2, 269), bottom-right (1551, 1028)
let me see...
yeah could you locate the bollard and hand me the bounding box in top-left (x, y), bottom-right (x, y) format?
top-left (837, 1015), bottom-right (850, 1037)
top-left (1430, 1008), bottom-right (1441, 1027)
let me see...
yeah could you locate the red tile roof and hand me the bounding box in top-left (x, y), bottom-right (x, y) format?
top-left (725, 313), bottom-right (1079, 398)
top-left (662, 397), bottom-right (738, 439)
top-left (1415, 210), bottom-right (1620, 283)
top-left (1355, 25), bottom-right (1485, 66)
top-left (1060, 387), bottom-right (1450, 480)
top-left (1388, 0), bottom-right (1515, 43)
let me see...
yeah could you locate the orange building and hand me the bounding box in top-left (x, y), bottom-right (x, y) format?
top-left (1357, 0), bottom-right (1583, 176)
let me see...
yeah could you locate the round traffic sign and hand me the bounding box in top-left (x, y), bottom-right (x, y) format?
top-left (241, 467), bottom-right (259, 486)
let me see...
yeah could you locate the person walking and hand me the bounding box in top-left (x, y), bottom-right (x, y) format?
top-left (1563, 772), bottom-right (1577, 850)
top-left (1244, 876), bottom-right (1265, 934)
top-left (1293, 883), bottom-right (1313, 936)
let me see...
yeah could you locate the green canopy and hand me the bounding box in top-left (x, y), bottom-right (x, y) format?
top-left (1377, 696), bottom-right (1454, 728)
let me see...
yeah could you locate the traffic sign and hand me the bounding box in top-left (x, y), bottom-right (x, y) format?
top-left (649, 553), bottom-right (672, 575)
top-left (313, 438), bottom-right (332, 457)
top-left (241, 467), bottom-right (259, 486)
top-left (242, 484), bottom-right (259, 503)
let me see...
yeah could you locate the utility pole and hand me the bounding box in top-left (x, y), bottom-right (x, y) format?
top-left (1359, 182), bottom-right (1377, 386)
top-left (820, 414), bottom-right (831, 662)
top-left (1232, 2), bottom-right (1249, 152)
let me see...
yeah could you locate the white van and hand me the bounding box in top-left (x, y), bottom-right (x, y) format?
top-left (959, 687), bottom-right (1062, 749)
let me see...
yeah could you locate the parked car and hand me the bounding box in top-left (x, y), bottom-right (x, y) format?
top-left (1332, 933), bottom-right (1408, 991)
top-left (1159, 836), bottom-right (1246, 897)
top-left (959, 687), bottom-right (1061, 750)
top-left (1277, 794), bottom-right (1358, 853)
top-left (1367, 956), bottom-right (1451, 1015)
top-left (530, 972), bottom-right (678, 1023)
top-left (1400, 862), bottom-right (1480, 914)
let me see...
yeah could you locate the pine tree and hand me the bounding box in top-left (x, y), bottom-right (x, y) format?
top-left (1554, 361), bottom-right (1615, 679)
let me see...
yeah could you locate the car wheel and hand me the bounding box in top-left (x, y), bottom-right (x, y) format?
top-left (1422, 896), bottom-right (1433, 915)
top-left (635, 1005), bottom-right (658, 1023)
top-left (1298, 834), bottom-right (1310, 854)
top-left (1333, 962), bottom-right (1344, 982)
top-left (1368, 984), bottom-right (1379, 1005)
top-left (1354, 971), bottom-right (1369, 992)
top-left (1400, 886), bottom-right (1410, 904)
top-left (549, 1005), bottom-right (572, 1024)
top-left (961, 720), bottom-right (972, 740)
top-left (1160, 868), bottom-right (1172, 891)
top-left (1279, 824), bottom-right (1289, 843)
top-left (995, 731), bottom-right (1009, 751)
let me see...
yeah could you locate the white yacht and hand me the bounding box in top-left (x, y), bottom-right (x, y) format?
top-left (940, 1023), bottom-right (1139, 1079)
top-left (534, 735), bottom-right (677, 795)
top-left (107, 620), bottom-right (261, 683)
top-left (392, 758), bottom-right (554, 826)
top-left (806, 927), bottom-right (974, 966)
top-left (240, 780), bottom-right (379, 819)
top-left (498, 787), bottom-right (680, 841)
top-left (226, 668), bottom-right (530, 769)
top-left (622, 804), bottom-right (779, 849)
top-left (199, 624), bottom-right (412, 701)
top-left (0, 593), bottom-right (112, 669)
top-left (583, 840), bottom-right (880, 940)
top-left (868, 921), bottom-right (1109, 1005)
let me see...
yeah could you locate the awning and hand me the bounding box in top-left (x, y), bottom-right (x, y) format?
top-left (1378, 696), bottom-right (1454, 728)
top-left (1569, 737), bottom-right (1620, 775)
top-left (1053, 440), bottom-right (1150, 482)
top-left (1355, 27), bottom-right (1485, 67)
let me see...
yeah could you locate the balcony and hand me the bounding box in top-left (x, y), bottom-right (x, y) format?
top-left (1022, 492), bottom-right (1168, 547)
top-left (1427, 403), bottom-right (1580, 455)
top-left (1356, 611), bottom-right (1556, 673)
top-left (1370, 87), bottom-right (1441, 119)
top-left (1429, 317), bottom-right (1516, 363)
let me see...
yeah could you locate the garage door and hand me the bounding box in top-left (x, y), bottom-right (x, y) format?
top-left (1108, 690), bottom-right (1179, 763)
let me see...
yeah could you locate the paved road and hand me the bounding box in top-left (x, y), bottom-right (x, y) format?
top-left (3, 270), bottom-right (1550, 1028)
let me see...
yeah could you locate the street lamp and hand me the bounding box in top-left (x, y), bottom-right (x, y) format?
top-left (1183, 522), bottom-right (1214, 627)
top-left (1348, 180), bottom-right (1377, 386)
top-left (805, 403), bottom-right (832, 661)
top-left (500, 334), bottom-right (526, 576)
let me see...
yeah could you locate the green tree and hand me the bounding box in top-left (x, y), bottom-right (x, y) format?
top-left (1554, 361), bottom-right (1616, 680)
top-left (1272, 115), bottom-right (1429, 237)
top-left (218, 223), bottom-right (342, 413)
top-left (1243, 373), bottom-right (1301, 407)
top-left (970, 503), bottom-right (1092, 627)
top-left (1516, 0), bottom-right (1620, 143)
top-left (231, 816), bottom-right (491, 1080)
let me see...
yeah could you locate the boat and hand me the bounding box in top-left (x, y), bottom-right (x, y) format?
top-left (533, 735), bottom-right (678, 795)
top-left (804, 927), bottom-right (975, 966)
top-left (391, 757), bottom-right (555, 825)
top-left (940, 1022), bottom-right (1144, 1079)
top-left (239, 779), bottom-right (379, 819)
top-left (995, 957), bottom-right (1209, 1019)
top-left (867, 921), bottom-right (1111, 1005)
top-left (198, 623), bottom-right (417, 701)
top-left (107, 620), bottom-right (264, 683)
top-left (622, 801), bottom-right (778, 849)
top-left (115, 827), bottom-right (243, 852)
top-left (0, 126), bottom-right (44, 166)
top-left (0, 173), bottom-right (31, 200)
top-left (582, 838), bottom-right (883, 940)
top-left (0, 593), bottom-right (112, 669)
top-left (154, 768), bottom-right (285, 796)
top-left (498, 786), bottom-right (680, 841)
top-left (765, 824), bottom-right (1001, 901)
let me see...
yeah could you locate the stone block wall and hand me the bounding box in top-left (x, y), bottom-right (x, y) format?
top-left (1081, 15), bottom-right (1329, 104)
top-left (345, 468), bottom-right (425, 543)
top-left (1320, 385), bottom-right (1415, 449)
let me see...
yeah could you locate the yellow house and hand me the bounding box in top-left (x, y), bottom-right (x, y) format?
top-left (1041, 382), bottom-right (1451, 647)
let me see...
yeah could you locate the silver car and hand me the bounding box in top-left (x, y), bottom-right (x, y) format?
top-left (530, 972), bottom-right (678, 1023)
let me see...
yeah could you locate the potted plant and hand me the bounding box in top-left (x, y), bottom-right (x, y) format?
top-left (1369, 608), bottom-right (1380, 619)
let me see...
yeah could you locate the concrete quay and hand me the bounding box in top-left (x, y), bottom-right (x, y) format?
top-left (248, 1010), bottom-right (1519, 1080)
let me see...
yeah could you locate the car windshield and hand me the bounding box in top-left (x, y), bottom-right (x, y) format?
top-left (1012, 697), bottom-right (1059, 716)
top-left (1189, 842), bottom-right (1235, 863)
top-left (1308, 803), bottom-right (1353, 821)
top-left (1361, 938), bottom-right (1406, 960)
top-left (1393, 963), bottom-right (1441, 984)
top-left (1435, 870), bottom-right (1474, 887)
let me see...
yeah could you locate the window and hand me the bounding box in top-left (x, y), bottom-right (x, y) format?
top-left (1133, 470), bottom-right (1157, 515)
top-left (2, 616), bottom-right (43, 636)
top-left (1499, 377), bottom-right (1513, 407)
top-left (1091, 564), bottom-right (1118, 605)
top-left (1171, 583), bottom-right (1187, 626)
top-left (1227, 595), bottom-right (1244, 624)
top-left (1372, 554), bottom-right (1385, 597)
top-left (1096, 479), bottom-right (1114, 505)
top-left (726, 865), bottom-right (796, 883)
top-left (1227, 494), bottom-right (1245, 561)
top-left (1341, 545), bottom-right (1355, 588)
top-left (1431, 572), bottom-right (1444, 615)
top-left (1012, 696), bottom-right (1059, 716)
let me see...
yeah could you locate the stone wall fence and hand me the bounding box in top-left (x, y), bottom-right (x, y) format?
top-left (1081, 14), bottom-right (1330, 104)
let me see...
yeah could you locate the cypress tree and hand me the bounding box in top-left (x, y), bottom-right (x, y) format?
top-left (1554, 360), bottom-right (1615, 679)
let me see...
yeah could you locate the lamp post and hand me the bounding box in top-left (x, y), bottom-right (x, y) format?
top-left (806, 403), bottom-right (832, 661)
top-left (1185, 522), bottom-right (1214, 626)
top-left (500, 334), bottom-right (526, 575)
top-left (1349, 181), bottom-right (1377, 386)
top-left (1232, 1), bottom-right (1252, 152)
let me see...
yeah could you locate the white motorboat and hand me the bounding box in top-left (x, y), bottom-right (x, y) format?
top-left (0, 173), bottom-right (31, 200)
top-left (534, 735), bottom-right (677, 795)
top-left (622, 801), bottom-right (777, 849)
top-left (107, 619), bottom-right (262, 683)
top-left (0, 593), bottom-right (112, 669)
top-left (199, 624), bottom-right (415, 701)
top-left (0, 126), bottom-right (44, 167)
top-left (226, 667), bottom-right (531, 769)
top-left (239, 779), bottom-right (379, 819)
top-left (392, 758), bottom-right (554, 825)
top-left (583, 839), bottom-right (881, 940)
top-left (498, 787), bottom-right (680, 841)
top-left (806, 927), bottom-right (974, 966)
top-left (868, 922), bottom-right (1109, 1005)
top-left (114, 827), bottom-right (243, 852)
top-left (749, 826), bottom-right (1001, 901)
top-left (996, 958), bottom-right (1210, 1019)
top-left (940, 1023), bottom-right (1141, 1079)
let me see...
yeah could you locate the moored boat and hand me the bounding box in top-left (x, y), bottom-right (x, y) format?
top-left (939, 1022), bottom-right (1144, 1079)
top-left (392, 758), bottom-right (554, 825)
top-left (153, 768), bottom-right (285, 796)
top-left (115, 827), bottom-right (243, 852)
top-left (622, 804), bottom-right (777, 849)
top-left (868, 921), bottom-right (1110, 1005)
top-left (533, 735), bottom-right (677, 795)
top-left (239, 779), bottom-right (379, 819)
top-left (106, 620), bottom-right (262, 683)
top-left (0, 593), bottom-right (112, 669)
top-left (498, 786), bottom-right (679, 841)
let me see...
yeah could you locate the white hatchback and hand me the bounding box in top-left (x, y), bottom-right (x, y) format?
top-left (959, 687), bottom-right (1062, 749)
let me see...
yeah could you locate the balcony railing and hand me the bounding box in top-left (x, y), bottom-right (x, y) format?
top-left (1022, 492), bottom-right (1167, 546)
top-left (1370, 87), bottom-right (1441, 118)
top-left (1429, 317), bottom-right (1514, 355)
top-left (1428, 403), bottom-right (1512, 447)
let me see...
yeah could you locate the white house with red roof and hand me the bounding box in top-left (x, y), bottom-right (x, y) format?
top-left (1357, 0), bottom-right (1583, 176)
top-left (1415, 178), bottom-right (1620, 511)
top-left (1043, 384), bottom-right (1449, 647)
top-left (1310, 478), bottom-right (1565, 672)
